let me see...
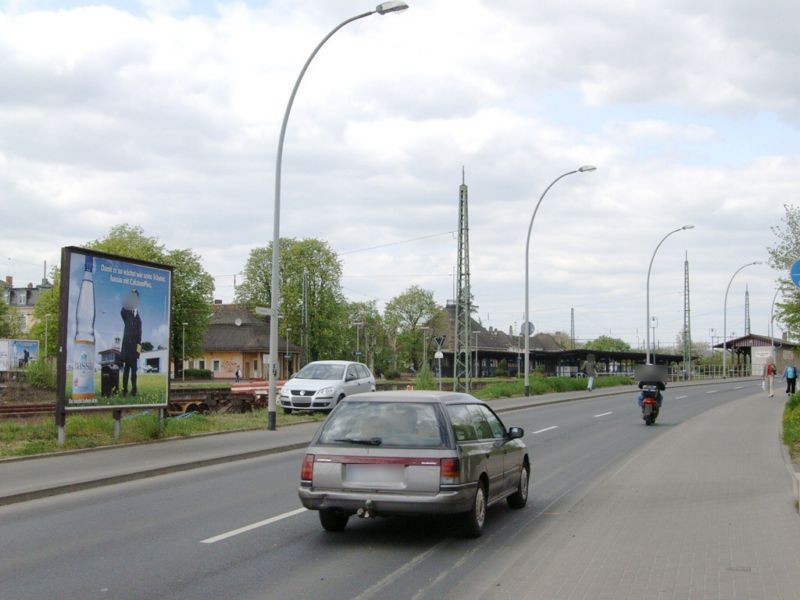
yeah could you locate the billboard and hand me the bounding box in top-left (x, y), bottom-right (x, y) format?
top-left (0, 339), bottom-right (39, 371)
top-left (57, 247), bottom-right (172, 410)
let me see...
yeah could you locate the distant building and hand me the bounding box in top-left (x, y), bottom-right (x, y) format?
top-left (189, 304), bottom-right (301, 380)
top-left (0, 275), bottom-right (52, 333)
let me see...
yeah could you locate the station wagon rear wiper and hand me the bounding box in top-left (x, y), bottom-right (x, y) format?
top-left (334, 437), bottom-right (383, 446)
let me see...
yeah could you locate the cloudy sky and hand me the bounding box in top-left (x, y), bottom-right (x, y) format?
top-left (1, 0), bottom-right (797, 350)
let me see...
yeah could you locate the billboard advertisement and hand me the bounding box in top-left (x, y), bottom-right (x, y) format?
top-left (0, 339), bottom-right (39, 371)
top-left (57, 247), bottom-right (172, 410)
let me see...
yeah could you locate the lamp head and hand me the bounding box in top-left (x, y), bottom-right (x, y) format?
top-left (681, 224), bottom-right (695, 230)
top-left (376, 1), bottom-right (409, 14)
top-left (578, 165), bottom-right (597, 172)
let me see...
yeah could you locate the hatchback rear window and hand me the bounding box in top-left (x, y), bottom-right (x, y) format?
top-left (317, 402), bottom-right (448, 448)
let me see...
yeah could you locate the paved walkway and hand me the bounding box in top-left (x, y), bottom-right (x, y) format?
top-left (0, 378), bottom-right (752, 506)
top-left (495, 389), bottom-right (800, 600)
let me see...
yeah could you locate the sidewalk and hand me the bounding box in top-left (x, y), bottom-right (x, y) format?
top-left (492, 387), bottom-right (800, 599)
top-left (0, 378), bottom-right (755, 506)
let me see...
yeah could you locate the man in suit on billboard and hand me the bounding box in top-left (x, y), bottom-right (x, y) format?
top-left (121, 289), bottom-right (142, 396)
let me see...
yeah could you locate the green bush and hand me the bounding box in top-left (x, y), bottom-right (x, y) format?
top-left (495, 359), bottom-right (508, 377)
top-left (476, 375), bottom-right (634, 401)
top-left (183, 368), bottom-right (213, 379)
top-left (383, 369), bottom-right (401, 380)
top-left (24, 359), bottom-right (56, 390)
top-left (783, 393), bottom-right (800, 461)
top-left (414, 367), bottom-right (436, 391)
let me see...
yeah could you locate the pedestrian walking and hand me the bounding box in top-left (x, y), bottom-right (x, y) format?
top-left (782, 363), bottom-right (797, 396)
top-left (235, 366), bottom-right (241, 383)
top-left (763, 362), bottom-right (776, 397)
top-left (582, 354), bottom-right (598, 391)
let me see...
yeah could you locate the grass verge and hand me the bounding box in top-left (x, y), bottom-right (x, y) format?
top-left (783, 393), bottom-right (800, 462)
top-left (0, 409), bottom-right (325, 459)
top-left (475, 375), bottom-right (634, 401)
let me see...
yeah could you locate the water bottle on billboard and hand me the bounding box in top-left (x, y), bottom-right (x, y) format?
top-left (73, 255), bottom-right (97, 403)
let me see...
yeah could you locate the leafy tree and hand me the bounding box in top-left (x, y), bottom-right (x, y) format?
top-left (384, 286), bottom-right (440, 370)
top-left (346, 300), bottom-right (392, 375)
top-left (28, 267), bottom-right (60, 359)
top-left (768, 204), bottom-right (800, 337)
top-left (0, 298), bottom-right (11, 337)
top-left (584, 335), bottom-right (631, 352)
top-left (235, 238), bottom-right (349, 362)
top-left (86, 225), bottom-right (215, 374)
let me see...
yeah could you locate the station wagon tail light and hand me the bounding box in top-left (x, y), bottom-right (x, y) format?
top-left (440, 457), bottom-right (460, 485)
top-left (301, 454), bottom-right (315, 484)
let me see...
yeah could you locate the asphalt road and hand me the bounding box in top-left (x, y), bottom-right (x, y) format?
top-left (0, 380), bottom-right (765, 600)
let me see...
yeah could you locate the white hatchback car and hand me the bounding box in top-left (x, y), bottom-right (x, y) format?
top-left (280, 360), bottom-right (376, 413)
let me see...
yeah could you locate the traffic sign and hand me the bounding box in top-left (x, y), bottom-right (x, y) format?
top-left (434, 351), bottom-right (444, 359)
top-left (434, 335), bottom-right (447, 349)
top-left (791, 259), bottom-right (800, 288)
top-left (255, 306), bottom-right (270, 316)
top-left (354, 351), bottom-right (363, 356)
top-left (521, 321), bottom-right (535, 336)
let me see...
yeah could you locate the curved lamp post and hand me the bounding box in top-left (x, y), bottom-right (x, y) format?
top-left (267, 2), bottom-right (409, 430)
top-left (645, 225), bottom-right (693, 364)
top-left (523, 165), bottom-right (596, 397)
top-left (770, 285), bottom-right (791, 361)
top-left (722, 261), bottom-right (760, 377)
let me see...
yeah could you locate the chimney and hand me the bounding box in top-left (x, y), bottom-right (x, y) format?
top-left (5, 276), bottom-right (11, 287)
top-left (27, 282), bottom-right (33, 289)
top-left (509, 326), bottom-right (513, 336)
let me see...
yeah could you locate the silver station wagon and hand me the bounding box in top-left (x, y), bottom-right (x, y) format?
top-left (298, 391), bottom-right (529, 537)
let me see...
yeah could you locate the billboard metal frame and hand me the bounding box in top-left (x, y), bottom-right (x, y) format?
top-left (56, 247), bottom-right (173, 434)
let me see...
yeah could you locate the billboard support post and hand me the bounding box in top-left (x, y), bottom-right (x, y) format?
top-left (113, 410), bottom-right (122, 440)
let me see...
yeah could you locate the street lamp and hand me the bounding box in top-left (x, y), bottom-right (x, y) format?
top-left (181, 321), bottom-right (188, 382)
top-left (266, 2), bottom-right (409, 431)
top-left (285, 326), bottom-right (292, 377)
top-left (523, 165), bottom-right (596, 396)
top-left (351, 321), bottom-right (364, 358)
top-left (722, 261), bottom-right (760, 377)
top-left (44, 314), bottom-right (51, 361)
top-left (420, 326), bottom-right (430, 371)
top-left (645, 225), bottom-right (694, 364)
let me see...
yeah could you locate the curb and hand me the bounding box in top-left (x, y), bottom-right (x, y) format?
top-left (0, 441), bottom-right (310, 507)
top-left (0, 378), bottom-right (758, 507)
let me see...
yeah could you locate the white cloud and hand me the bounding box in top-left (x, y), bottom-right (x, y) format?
top-left (0, 0), bottom-right (798, 349)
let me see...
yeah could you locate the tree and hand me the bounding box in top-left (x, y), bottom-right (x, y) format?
top-left (384, 286), bottom-right (440, 370)
top-left (768, 204), bottom-right (800, 337)
top-left (86, 225), bottom-right (215, 374)
top-left (584, 335), bottom-right (631, 352)
top-left (235, 238), bottom-right (349, 362)
top-left (0, 298), bottom-right (11, 337)
top-left (346, 300), bottom-right (391, 375)
top-left (28, 267), bottom-right (61, 359)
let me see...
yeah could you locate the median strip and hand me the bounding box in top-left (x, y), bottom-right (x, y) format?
top-left (201, 507), bottom-right (308, 544)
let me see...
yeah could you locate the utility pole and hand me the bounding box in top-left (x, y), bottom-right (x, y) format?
top-left (745, 285), bottom-right (751, 336)
top-left (454, 168), bottom-right (472, 392)
top-left (683, 252), bottom-right (692, 379)
top-left (570, 307), bottom-right (575, 350)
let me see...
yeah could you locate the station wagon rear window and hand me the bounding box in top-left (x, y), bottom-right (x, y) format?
top-left (317, 402), bottom-right (448, 448)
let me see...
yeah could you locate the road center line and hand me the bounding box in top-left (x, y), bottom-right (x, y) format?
top-left (594, 412), bottom-right (613, 418)
top-left (533, 425), bottom-right (559, 434)
top-left (201, 507), bottom-right (308, 544)
top-left (734, 386), bottom-right (744, 390)
top-left (675, 395), bottom-right (688, 400)
top-left (705, 390), bottom-right (719, 394)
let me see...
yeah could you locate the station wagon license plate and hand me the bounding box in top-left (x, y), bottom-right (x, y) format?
top-left (345, 464), bottom-right (403, 483)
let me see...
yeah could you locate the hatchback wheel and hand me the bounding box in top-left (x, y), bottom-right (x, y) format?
top-left (319, 509), bottom-right (349, 532)
top-left (507, 464), bottom-right (529, 509)
top-left (462, 483), bottom-right (487, 538)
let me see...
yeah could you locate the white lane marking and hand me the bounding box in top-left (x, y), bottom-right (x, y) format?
top-left (201, 507), bottom-right (308, 544)
top-left (734, 386), bottom-right (744, 390)
top-left (594, 411), bottom-right (613, 418)
top-left (705, 390), bottom-right (719, 394)
top-left (533, 425), bottom-right (559, 434)
top-left (354, 541), bottom-right (448, 600)
top-left (675, 395), bottom-right (688, 400)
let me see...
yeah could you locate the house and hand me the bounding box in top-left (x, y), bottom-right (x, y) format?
top-left (188, 304), bottom-right (301, 380)
top-left (1, 276), bottom-right (52, 333)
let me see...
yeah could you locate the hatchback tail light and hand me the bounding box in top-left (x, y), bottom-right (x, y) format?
top-left (301, 454), bottom-right (315, 483)
top-left (440, 457), bottom-right (460, 485)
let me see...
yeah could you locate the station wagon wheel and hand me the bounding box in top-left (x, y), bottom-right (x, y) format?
top-left (507, 463), bottom-right (529, 509)
top-left (319, 509), bottom-right (349, 532)
top-left (462, 482), bottom-right (487, 538)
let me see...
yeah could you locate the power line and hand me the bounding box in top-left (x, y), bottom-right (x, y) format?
top-left (338, 230), bottom-right (456, 256)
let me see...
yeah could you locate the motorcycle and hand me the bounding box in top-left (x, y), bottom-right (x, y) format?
top-left (639, 383), bottom-right (662, 426)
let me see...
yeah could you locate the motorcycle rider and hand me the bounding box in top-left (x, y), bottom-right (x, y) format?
top-left (637, 379), bottom-right (666, 409)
